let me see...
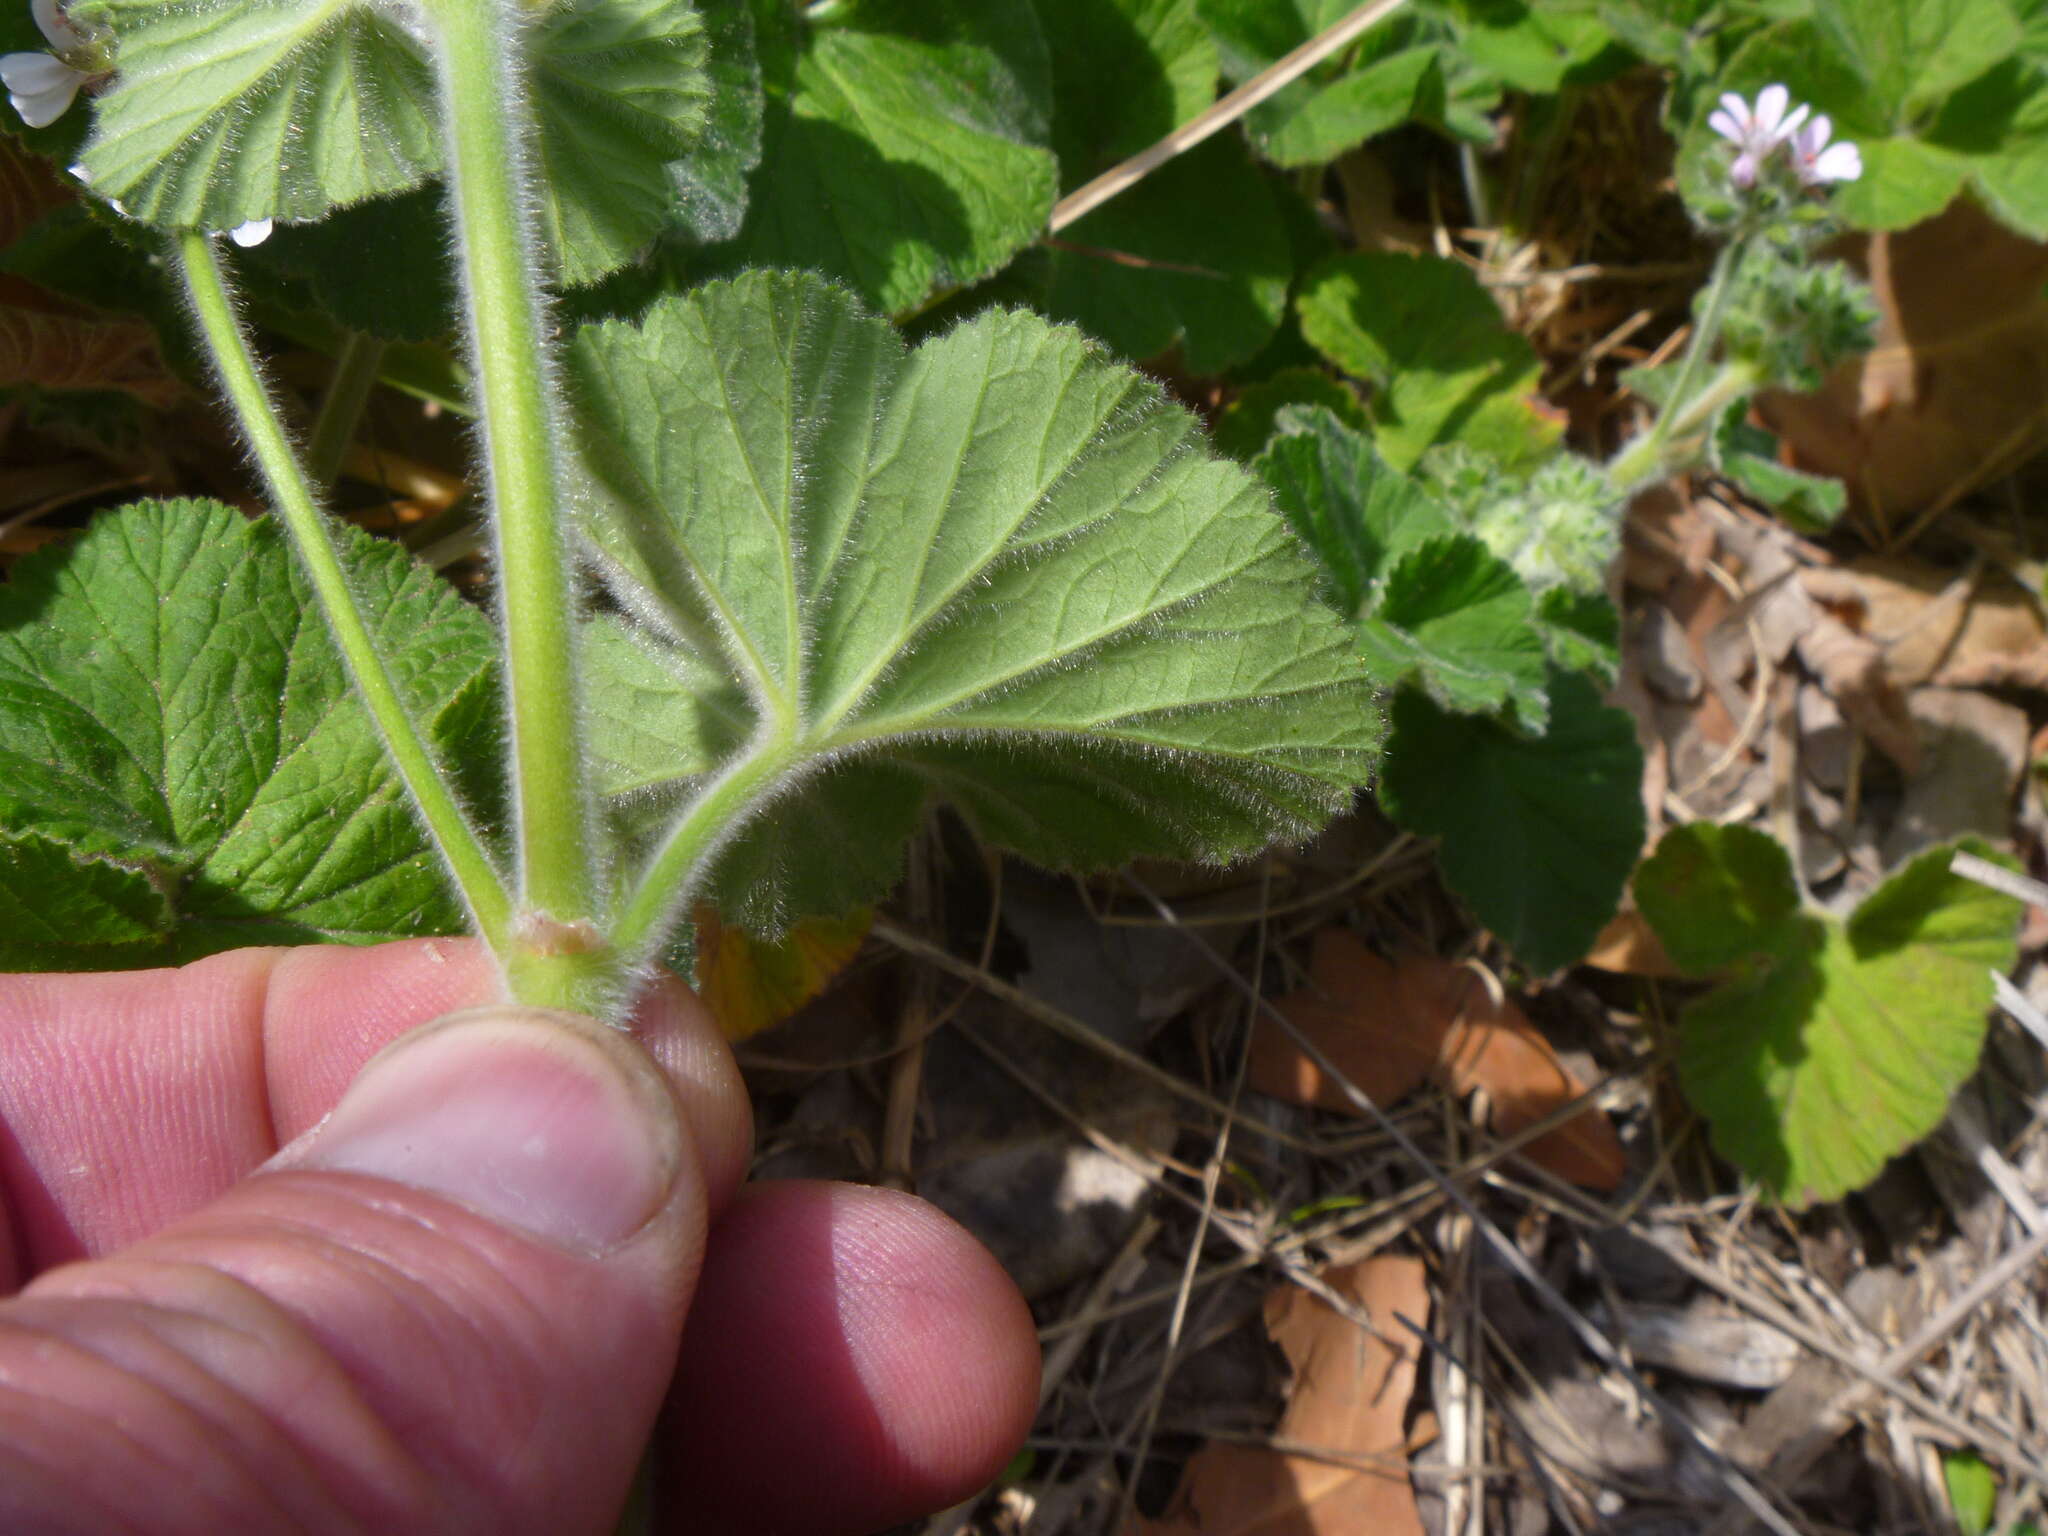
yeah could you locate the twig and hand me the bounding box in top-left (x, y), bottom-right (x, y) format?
top-left (1121, 876), bottom-right (1805, 1536)
top-left (1048, 0), bottom-right (1410, 231)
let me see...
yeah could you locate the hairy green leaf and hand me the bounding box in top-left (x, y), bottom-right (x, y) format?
top-left (76, 0), bottom-right (735, 283)
top-left (710, 0), bottom-right (1056, 314)
top-left (569, 271), bottom-right (1380, 935)
top-left (1257, 408), bottom-right (1546, 722)
top-left (1635, 826), bottom-right (2022, 1206)
top-left (1298, 252), bottom-right (1560, 470)
top-left (1379, 674), bottom-right (1645, 973)
top-left (530, 0), bottom-right (715, 285)
top-left (0, 499), bottom-right (496, 963)
top-left (77, 0), bottom-right (442, 229)
top-left (0, 833), bottom-right (174, 969)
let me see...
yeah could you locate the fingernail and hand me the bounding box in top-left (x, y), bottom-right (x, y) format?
top-left (277, 1007), bottom-right (684, 1254)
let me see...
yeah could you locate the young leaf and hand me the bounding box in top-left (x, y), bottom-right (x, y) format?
top-left (0, 500), bottom-right (495, 964)
top-left (569, 271), bottom-right (1381, 937)
top-left (708, 0), bottom-right (1057, 314)
top-left (1635, 825), bottom-right (2023, 1206)
top-left (1256, 407), bottom-right (1547, 723)
top-left (1366, 534), bottom-right (1548, 726)
top-left (1378, 674), bottom-right (1646, 974)
top-left (1711, 406), bottom-right (1847, 533)
top-left (1298, 252), bottom-right (1560, 470)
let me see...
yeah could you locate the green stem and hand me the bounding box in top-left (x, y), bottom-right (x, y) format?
top-left (305, 329), bottom-right (385, 490)
top-left (175, 232), bottom-right (513, 950)
top-left (611, 738), bottom-right (800, 967)
top-left (1609, 235), bottom-right (1752, 493)
top-left (423, 0), bottom-right (594, 938)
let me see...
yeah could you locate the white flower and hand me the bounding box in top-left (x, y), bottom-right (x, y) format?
top-left (1708, 83), bottom-right (1808, 188)
top-left (3, 0), bottom-right (92, 128)
top-left (1, 48), bottom-right (83, 126)
top-left (1789, 114), bottom-right (1862, 186)
top-left (228, 218), bottom-right (274, 248)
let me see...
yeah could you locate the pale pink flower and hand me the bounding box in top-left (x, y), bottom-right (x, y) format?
top-left (1788, 114), bottom-right (1862, 185)
top-left (1708, 84), bottom-right (1808, 188)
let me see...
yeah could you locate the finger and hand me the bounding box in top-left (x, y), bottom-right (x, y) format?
top-left (658, 1181), bottom-right (1041, 1535)
top-left (0, 941), bottom-right (749, 1276)
top-left (0, 1007), bottom-right (704, 1536)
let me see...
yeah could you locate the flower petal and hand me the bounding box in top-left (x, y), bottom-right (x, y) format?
top-left (1755, 83), bottom-right (1791, 134)
top-left (1813, 142), bottom-right (1862, 183)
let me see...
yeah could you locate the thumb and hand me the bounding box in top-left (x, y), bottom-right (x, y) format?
top-left (0, 1006), bottom-right (705, 1536)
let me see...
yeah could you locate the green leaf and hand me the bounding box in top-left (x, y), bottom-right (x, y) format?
top-left (710, 0), bottom-right (1057, 314)
top-left (1535, 585), bottom-right (1621, 680)
top-left (0, 499), bottom-right (496, 963)
top-left (0, 833), bottom-right (174, 969)
top-left (1633, 821), bottom-right (1800, 971)
top-left (568, 271), bottom-right (1380, 934)
top-left (1447, 0), bottom-right (1630, 94)
top-left (1255, 404), bottom-right (1456, 616)
top-left (1200, 0), bottom-right (1447, 163)
top-left (1038, 0), bottom-right (1216, 179)
top-left (529, 0), bottom-right (715, 285)
top-left (1039, 135), bottom-right (1289, 372)
top-left (1031, 0), bottom-right (1272, 370)
top-left (77, 0), bottom-right (442, 230)
top-left (664, 0), bottom-right (766, 246)
top-left (1367, 534), bottom-right (1548, 725)
top-left (1257, 46), bottom-right (1444, 167)
top-left (1298, 251), bottom-right (1560, 470)
top-left (1711, 408), bottom-right (1846, 532)
top-left (1945, 1452), bottom-right (1997, 1536)
top-left (76, 0), bottom-right (737, 285)
top-left (1635, 826), bottom-right (2022, 1206)
top-left (1683, 0), bottom-right (2048, 239)
top-left (1212, 367), bottom-right (1369, 461)
top-left (1379, 673), bottom-right (1645, 973)
top-left (1256, 409), bottom-right (1546, 722)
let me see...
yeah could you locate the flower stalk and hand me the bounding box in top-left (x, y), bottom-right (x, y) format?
top-left (421, 0), bottom-right (614, 1012)
top-left (174, 230), bottom-right (515, 951)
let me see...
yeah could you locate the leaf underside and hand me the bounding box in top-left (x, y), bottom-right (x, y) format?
top-left (570, 269), bottom-right (1381, 935)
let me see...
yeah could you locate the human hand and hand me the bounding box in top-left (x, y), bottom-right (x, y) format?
top-left (0, 939), bottom-right (1039, 1534)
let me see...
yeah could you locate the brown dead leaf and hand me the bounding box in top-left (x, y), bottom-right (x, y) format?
top-left (1250, 931), bottom-right (1627, 1191)
top-left (1135, 1257), bottom-right (1429, 1536)
top-left (1249, 929), bottom-right (1438, 1111)
top-left (693, 904), bottom-right (872, 1042)
top-left (1584, 909), bottom-right (1678, 977)
top-left (1399, 957), bottom-right (1627, 1192)
top-left (0, 277), bottom-right (183, 408)
top-left (1757, 200), bottom-right (2048, 523)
